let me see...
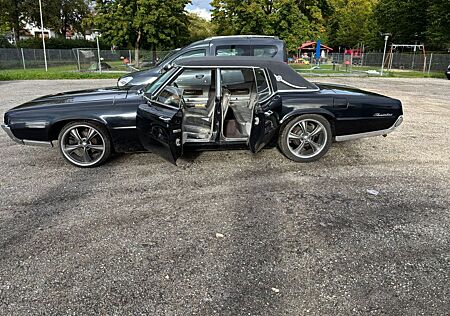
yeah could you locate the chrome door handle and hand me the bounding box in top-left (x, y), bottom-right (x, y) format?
top-left (159, 116), bottom-right (171, 122)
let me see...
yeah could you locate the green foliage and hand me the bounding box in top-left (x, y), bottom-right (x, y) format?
top-left (23, 0), bottom-right (90, 35)
top-left (93, 0), bottom-right (191, 50)
top-left (327, 0), bottom-right (379, 49)
top-left (427, 0), bottom-right (450, 49)
top-left (186, 13), bottom-right (215, 44)
top-left (211, 0), bottom-right (328, 53)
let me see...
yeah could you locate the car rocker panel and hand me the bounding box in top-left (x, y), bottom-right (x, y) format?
top-left (2, 57), bottom-right (404, 167)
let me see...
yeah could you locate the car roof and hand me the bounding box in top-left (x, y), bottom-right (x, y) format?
top-left (176, 57), bottom-right (318, 91)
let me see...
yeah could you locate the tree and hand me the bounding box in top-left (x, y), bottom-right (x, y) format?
top-left (93, 0), bottom-right (191, 67)
top-left (0, 0), bottom-right (27, 44)
top-left (327, 0), bottom-right (379, 49)
top-left (427, 0), bottom-right (450, 49)
top-left (374, 0), bottom-right (428, 44)
top-left (211, 0), bottom-right (328, 53)
top-left (23, 0), bottom-right (90, 37)
top-left (186, 12), bottom-right (215, 44)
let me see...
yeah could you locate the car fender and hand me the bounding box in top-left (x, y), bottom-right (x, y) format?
top-left (280, 108), bottom-right (336, 124)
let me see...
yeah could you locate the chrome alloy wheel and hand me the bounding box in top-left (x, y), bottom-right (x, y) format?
top-left (60, 124), bottom-right (106, 167)
top-left (287, 118), bottom-right (328, 159)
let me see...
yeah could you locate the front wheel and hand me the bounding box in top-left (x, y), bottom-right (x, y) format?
top-left (58, 121), bottom-right (112, 167)
top-left (278, 114), bottom-right (332, 162)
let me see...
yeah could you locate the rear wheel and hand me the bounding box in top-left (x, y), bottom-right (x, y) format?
top-left (278, 114), bottom-right (332, 162)
top-left (58, 121), bottom-right (111, 167)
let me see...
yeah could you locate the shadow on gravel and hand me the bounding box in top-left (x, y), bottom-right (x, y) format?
top-left (0, 167), bottom-right (110, 260)
top-left (218, 167), bottom-right (286, 314)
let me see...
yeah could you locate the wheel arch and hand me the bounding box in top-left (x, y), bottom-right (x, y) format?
top-left (279, 109), bottom-right (336, 136)
top-left (48, 118), bottom-right (112, 143)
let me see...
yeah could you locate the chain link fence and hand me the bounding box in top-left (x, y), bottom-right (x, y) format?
top-left (0, 48), bottom-right (172, 72)
top-left (1, 48), bottom-right (449, 74)
top-left (330, 52), bottom-right (450, 73)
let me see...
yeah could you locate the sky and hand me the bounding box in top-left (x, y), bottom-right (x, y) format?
top-left (186, 0), bottom-right (212, 20)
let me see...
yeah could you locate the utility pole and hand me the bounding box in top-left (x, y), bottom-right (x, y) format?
top-left (380, 33), bottom-right (391, 76)
top-left (39, 0), bottom-right (48, 71)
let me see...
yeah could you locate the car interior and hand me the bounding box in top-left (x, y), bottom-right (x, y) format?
top-left (157, 67), bottom-right (268, 144)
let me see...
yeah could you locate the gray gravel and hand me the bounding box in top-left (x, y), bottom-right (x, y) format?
top-left (0, 78), bottom-right (449, 315)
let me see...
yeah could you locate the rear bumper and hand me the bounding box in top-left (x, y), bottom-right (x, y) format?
top-left (335, 115), bottom-right (403, 142)
top-left (1, 124), bottom-right (53, 147)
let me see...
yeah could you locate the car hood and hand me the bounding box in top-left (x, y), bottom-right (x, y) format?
top-left (11, 87), bottom-right (132, 111)
top-left (120, 67), bottom-right (161, 87)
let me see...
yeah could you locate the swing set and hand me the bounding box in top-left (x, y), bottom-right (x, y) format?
top-left (384, 44), bottom-right (427, 72)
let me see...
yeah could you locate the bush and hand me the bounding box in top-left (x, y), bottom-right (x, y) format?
top-left (17, 37), bottom-right (110, 49)
top-left (0, 36), bottom-right (13, 48)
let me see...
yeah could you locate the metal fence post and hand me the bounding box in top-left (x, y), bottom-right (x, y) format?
top-left (76, 49), bottom-right (81, 72)
top-left (21, 48), bottom-right (26, 70)
top-left (428, 53), bottom-right (433, 74)
top-left (129, 49), bottom-right (132, 64)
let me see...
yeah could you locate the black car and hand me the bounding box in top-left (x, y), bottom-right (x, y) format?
top-left (118, 35), bottom-right (287, 88)
top-left (446, 65), bottom-right (450, 80)
top-left (2, 57), bottom-right (403, 167)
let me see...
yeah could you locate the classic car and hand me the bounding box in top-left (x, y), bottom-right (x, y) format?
top-left (118, 35), bottom-right (287, 88)
top-left (2, 57), bottom-right (404, 167)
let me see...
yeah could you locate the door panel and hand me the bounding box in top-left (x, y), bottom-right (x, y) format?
top-left (248, 95), bottom-right (281, 153)
top-left (136, 102), bottom-right (182, 164)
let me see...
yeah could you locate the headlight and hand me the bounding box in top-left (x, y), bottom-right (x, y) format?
top-left (117, 76), bottom-right (133, 87)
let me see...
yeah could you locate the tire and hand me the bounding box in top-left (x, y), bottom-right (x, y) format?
top-left (278, 114), bottom-right (332, 162)
top-left (58, 121), bottom-right (112, 167)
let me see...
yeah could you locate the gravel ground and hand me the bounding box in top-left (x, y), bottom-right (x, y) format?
top-left (0, 78), bottom-right (449, 315)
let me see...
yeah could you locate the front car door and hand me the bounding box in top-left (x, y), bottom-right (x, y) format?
top-left (136, 68), bottom-right (184, 164)
top-left (248, 68), bottom-right (281, 153)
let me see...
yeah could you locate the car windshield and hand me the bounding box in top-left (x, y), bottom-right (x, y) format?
top-left (144, 67), bottom-right (178, 96)
top-left (155, 50), bottom-right (179, 66)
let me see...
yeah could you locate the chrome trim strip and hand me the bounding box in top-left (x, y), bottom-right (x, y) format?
top-left (335, 115), bottom-right (404, 142)
top-left (23, 139), bottom-right (53, 147)
top-left (1, 124), bottom-right (23, 145)
top-left (2, 124), bottom-right (53, 147)
top-left (112, 126), bottom-right (137, 129)
top-left (278, 89), bottom-right (320, 93)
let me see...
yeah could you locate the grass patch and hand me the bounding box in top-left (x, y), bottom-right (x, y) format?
top-left (0, 68), bottom-right (121, 80)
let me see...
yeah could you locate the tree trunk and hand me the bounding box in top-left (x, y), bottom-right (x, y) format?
top-left (134, 30), bottom-right (141, 69)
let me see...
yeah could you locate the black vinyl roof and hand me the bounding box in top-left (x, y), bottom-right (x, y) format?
top-left (176, 57), bottom-right (318, 91)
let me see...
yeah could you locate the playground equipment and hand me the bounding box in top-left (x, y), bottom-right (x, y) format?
top-left (384, 44), bottom-right (427, 71)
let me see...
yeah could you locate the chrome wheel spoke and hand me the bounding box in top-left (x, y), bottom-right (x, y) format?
top-left (70, 128), bottom-right (82, 142)
top-left (293, 141), bottom-right (306, 154)
top-left (308, 140), bottom-right (321, 152)
top-left (288, 132), bottom-right (301, 140)
top-left (310, 125), bottom-right (323, 137)
top-left (64, 144), bottom-right (82, 153)
top-left (82, 148), bottom-right (92, 162)
top-left (87, 144), bottom-right (104, 151)
top-left (86, 128), bottom-right (98, 141)
top-left (298, 121), bottom-right (308, 134)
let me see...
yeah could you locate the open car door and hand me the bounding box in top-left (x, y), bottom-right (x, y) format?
top-left (248, 94), bottom-right (281, 153)
top-left (136, 99), bottom-right (183, 165)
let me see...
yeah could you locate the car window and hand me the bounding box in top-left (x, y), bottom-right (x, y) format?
top-left (216, 45), bottom-right (251, 56)
top-left (253, 45), bottom-right (278, 58)
top-left (254, 68), bottom-right (271, 101)
top-left (173, 49), bottom-right (206, 62)
top-left (144, 67), bottom-right (178, 96)
top-left (156, 68), bottom-right (214, 108)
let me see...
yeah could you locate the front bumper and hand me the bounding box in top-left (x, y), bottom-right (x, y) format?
top-left (335, 115), bottom-right (404, 142)
top-left (1, 124), bottom-right (53, 147)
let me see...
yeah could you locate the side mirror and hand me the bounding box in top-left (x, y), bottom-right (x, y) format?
top-left (162, 63), bottom-right (173, 73)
